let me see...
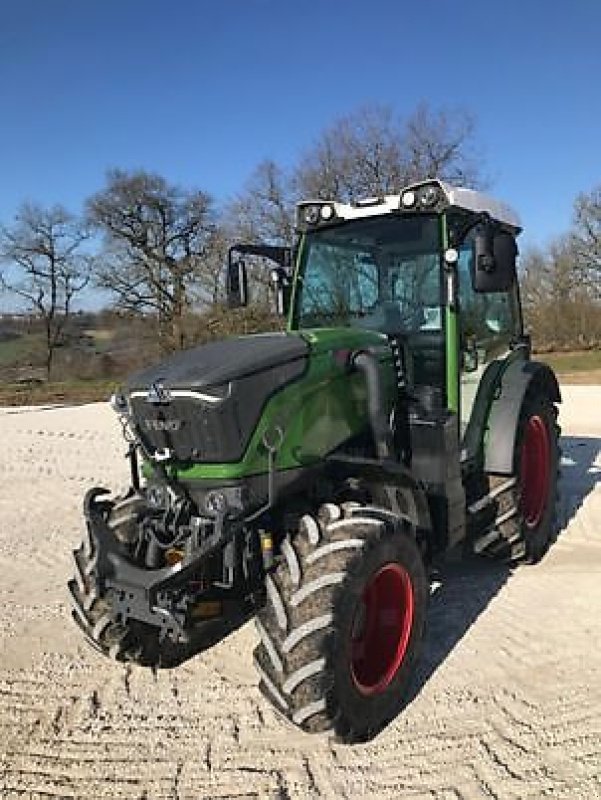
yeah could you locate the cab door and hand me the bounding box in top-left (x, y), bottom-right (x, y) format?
top-left (456, 241), bottom-right (522, 438)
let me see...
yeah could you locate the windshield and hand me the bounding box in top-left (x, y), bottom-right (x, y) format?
top-left (294, 215), bottom-right (442, 334)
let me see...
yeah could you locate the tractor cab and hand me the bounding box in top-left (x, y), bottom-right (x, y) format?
top-left (228, 179), bottom-right (523, 450)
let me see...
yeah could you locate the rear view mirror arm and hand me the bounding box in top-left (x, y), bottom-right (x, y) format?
top-left (448, 211), bottom-right (491, 248)
top-left (227, 244), bottom-right (292, 271)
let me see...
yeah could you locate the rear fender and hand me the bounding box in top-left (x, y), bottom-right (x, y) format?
top-left (484, 360), bottom-right (561, 475)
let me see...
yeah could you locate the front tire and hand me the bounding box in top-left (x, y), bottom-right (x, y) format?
top-left (254, 502), bottom-right (428, 743)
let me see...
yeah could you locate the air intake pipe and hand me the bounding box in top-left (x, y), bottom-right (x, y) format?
top-left (351, 350), bottom-right (394, 461)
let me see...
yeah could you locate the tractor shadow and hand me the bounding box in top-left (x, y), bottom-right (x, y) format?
top-left (556, 435), bottom-right (601, 533)
top-left (408, 434), bottom-right (601, 703)
top-left (408, 557), bottom-right (510, 703)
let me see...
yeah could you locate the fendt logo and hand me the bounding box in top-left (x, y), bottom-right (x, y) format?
top-left (146, 380), bottom-right (172, 405)
top-left (143, 418), bottom-right (182, 432)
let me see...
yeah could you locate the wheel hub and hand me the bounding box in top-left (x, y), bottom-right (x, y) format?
top-left (519, 414), bottom-right (551, 529)
top-left (350, 563), bottom-right (414, 696)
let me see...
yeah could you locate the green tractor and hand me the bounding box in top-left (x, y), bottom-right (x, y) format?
top-left (69, 179), bottom-right (560, 742)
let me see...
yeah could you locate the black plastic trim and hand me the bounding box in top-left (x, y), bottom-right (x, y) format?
top-left (484, 360), bottom-right (561, 475)
top-left (126, 334), bottom-right (308, 389)
top-left (462, 358), bottom-right (507, 464)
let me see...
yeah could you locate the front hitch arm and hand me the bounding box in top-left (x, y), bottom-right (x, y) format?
top-left (83, 488), bottom-right (239, 639)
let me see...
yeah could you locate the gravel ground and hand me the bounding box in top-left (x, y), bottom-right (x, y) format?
top-left (0, 386), bottom-right (600, 799)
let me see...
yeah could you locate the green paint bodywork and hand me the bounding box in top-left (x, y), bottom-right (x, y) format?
top-left (165, 327), bottom-right (394, 483)
top-left (445, 310), bottom-right (459, 412)
top-left (441, 216), bottom-right (459, 413)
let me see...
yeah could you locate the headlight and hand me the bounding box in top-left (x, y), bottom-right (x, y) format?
top-left (304, 205), bottom-right (321, 224)
top-left (418, 184), bottom-right (439, 207)
top-left (320, 204), bottom-right (334, 221)
top-left (401, 190), bottom-right (416, 208)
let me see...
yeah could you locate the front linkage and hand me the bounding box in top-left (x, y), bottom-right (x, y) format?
top-left (69, 485), bottom-right (260, 667)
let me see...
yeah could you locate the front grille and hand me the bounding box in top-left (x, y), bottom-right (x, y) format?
top-left (130, 395), bottom-right (242, 462)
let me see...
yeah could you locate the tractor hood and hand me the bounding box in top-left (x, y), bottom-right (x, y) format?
top-left (121, 329), bottom-right (391, 466)
top-left (125, 333), bottom-right (308, 392)
top-left (123, 333), bottom-right (309, 464)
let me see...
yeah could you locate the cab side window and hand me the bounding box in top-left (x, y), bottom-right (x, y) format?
top-left (457, 243), bottom-right (519, 348)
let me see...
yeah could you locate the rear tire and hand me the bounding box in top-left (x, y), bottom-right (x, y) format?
top-left (480, 391), bottom-right (560, 563)
top-left (253, 502), bottom-right (428, 743)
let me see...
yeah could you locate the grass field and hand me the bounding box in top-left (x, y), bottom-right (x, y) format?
top-left (0, 379), bottom-right (118, 406)
top-left (0, 334), bottom-right (43, 367)
top-left (537, 349), bottom-right (601, 372)
top-left (537, 349), bottom-right (601, 383)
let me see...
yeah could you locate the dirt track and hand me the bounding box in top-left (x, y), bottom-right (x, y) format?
top-left (0, 387), bottom-right (600, 799)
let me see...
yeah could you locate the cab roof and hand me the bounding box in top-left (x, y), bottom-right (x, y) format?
top-left (297, 179), bottom-right (522, 234)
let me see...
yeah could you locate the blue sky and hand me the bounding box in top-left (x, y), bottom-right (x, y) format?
top-left (1, 0), bottom-right (600, 261)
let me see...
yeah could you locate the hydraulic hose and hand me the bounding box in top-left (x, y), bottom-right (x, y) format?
top-left (351, 351), bottom-right (394, 460)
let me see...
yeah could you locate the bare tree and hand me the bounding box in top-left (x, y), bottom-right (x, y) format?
top-left (294, 104), bottom-right (407, 201)
top-left (295, 103), bottom-right (484, 202)
top-left (403, 103), bottom-right (483, 188)
top-left (227, 160), bottom-right (295, 244)
top-left (572, 183), bottom-right (601, 298)
top-left (0, 204), bottom-right (90, 378)
top-left (520, 237), bottom-right (601, 349)
top-left (520, 245), bottom-right (550, 313)
top-left (224, 161), bottom-right (296, 305)
top-left (189, 225), bottom-right (230, 306)
top-left (87, 169), bottom-right (215, 350)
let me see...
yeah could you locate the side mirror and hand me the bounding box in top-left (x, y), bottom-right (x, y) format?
top-left (226, 257), bottom-right (248, 308)
top-left (471, 229), bottom-right (517, 293)
top-left (270, 267), bottom-right (292, 316)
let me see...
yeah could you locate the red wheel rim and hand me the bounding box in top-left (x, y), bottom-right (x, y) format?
top-left (519, 415), bottom-right (551, 529)
top-left (350, 563), bottom-right (414, 696)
